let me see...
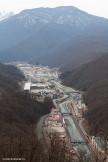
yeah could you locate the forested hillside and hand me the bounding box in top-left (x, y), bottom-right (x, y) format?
top-left (0, 62), bottom-right (24, 89)
top-left (0, 63), bottom-right (54, 160)
top-left (61, 54), bottom-right (108, 136)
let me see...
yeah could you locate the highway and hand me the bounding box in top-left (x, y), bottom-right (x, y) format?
top-left (52, 80), bottom-right (74, 93)
top-left (59, 101), bottom-right (71, 114)
top-left (36, 115), bottom-right (49, 153)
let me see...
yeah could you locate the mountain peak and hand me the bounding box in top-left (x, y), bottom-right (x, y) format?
top-left (0, 11), bottom-right (14, 22)
top-left (15, 6), bottom-right (94, 28)
top-left (0, 6), bottom-right (108, 64)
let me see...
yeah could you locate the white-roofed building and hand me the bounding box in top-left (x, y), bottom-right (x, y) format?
top-left (24, 82), bottom-right (31, 91)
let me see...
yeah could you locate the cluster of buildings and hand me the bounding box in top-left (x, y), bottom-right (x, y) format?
top-left (45, 108), bottom-right (68, 141)
top-left (16, 62), bottom-right (60, 100)
top-left (24, 82), bottom-right (58, 101)
top-left (72, 92), bottom-right (86, 118)
top-left (24, 82), bottom-right (54, 93)
top-left (16, 62), bottom-right (59, 81)
top-left (91, 136), bottom-right (108, 161)
top-left (72, 93), bottom-right (108, 161)
top-left (44, 108), bottom-right (77, 160)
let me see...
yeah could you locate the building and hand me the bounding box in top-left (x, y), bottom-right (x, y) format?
top-left (30, 83), bottom-right (55, 94)
top-left (92, 136), bottom-right (108, 154)
top-left (46, 108), bottom-right (67, 141)
top-left (47, 124), bottom-right (66, 139)
top-left (24, 82), bottom-right (31, 91)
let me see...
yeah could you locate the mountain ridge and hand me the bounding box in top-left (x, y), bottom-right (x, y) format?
top-left (0, 6), bottom-right (97, 52)
top-left (0, 6), bottom-right (108, 69)
top-left (0, 11), bottom-right (14, 22)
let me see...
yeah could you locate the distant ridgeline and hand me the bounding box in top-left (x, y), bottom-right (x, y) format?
top-left (0, 7), bottom-right (108, 71)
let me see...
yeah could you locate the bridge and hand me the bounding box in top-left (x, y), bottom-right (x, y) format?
top-left (70, 140), bottom-right (88, 145)
top-left (61, 113), bottom-right (72, 116)
top-left (71, 141), bottom-right (88, 144)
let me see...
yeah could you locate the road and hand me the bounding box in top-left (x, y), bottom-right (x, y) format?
top-left (59, 101), bottom-right (71, 114)
top-left (52, 80), bottom-right (74, 93)
top-left (36, 115), bottom-right (49, 153)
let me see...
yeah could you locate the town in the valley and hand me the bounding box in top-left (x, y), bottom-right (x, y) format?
top-left (13, 61), bottom-right (108, 162)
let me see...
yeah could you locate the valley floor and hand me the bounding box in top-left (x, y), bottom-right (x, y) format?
top-left (17, 62), bottom-right (107, 162)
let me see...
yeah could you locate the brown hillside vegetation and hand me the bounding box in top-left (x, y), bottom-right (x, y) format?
top-left (0, 90), bottom-right (53, 126)
top-left (61, 54), bottom-right (108, 136)
top-left (0, 63), bottom-right (54, 161)
top-left (0, 62), bottom-right (24, 89)
top-left (0, 89), bottom-right (54, 161)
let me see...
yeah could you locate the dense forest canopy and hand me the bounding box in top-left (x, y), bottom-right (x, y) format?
top-left (0, 62), bottom-right (24, 89)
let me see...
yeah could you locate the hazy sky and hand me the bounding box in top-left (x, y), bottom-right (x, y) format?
top-left (0, 0), bottom-right (107, 18)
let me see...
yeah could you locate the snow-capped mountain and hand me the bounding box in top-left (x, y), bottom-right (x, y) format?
top-left (0, 6), bottom-right (96, 51)
top-left (0, 6), bottom-right (108, 65)
top-left (16, 7), bottom-right (94, 28)
top-left (0, 11), bottom-right (14, 22)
